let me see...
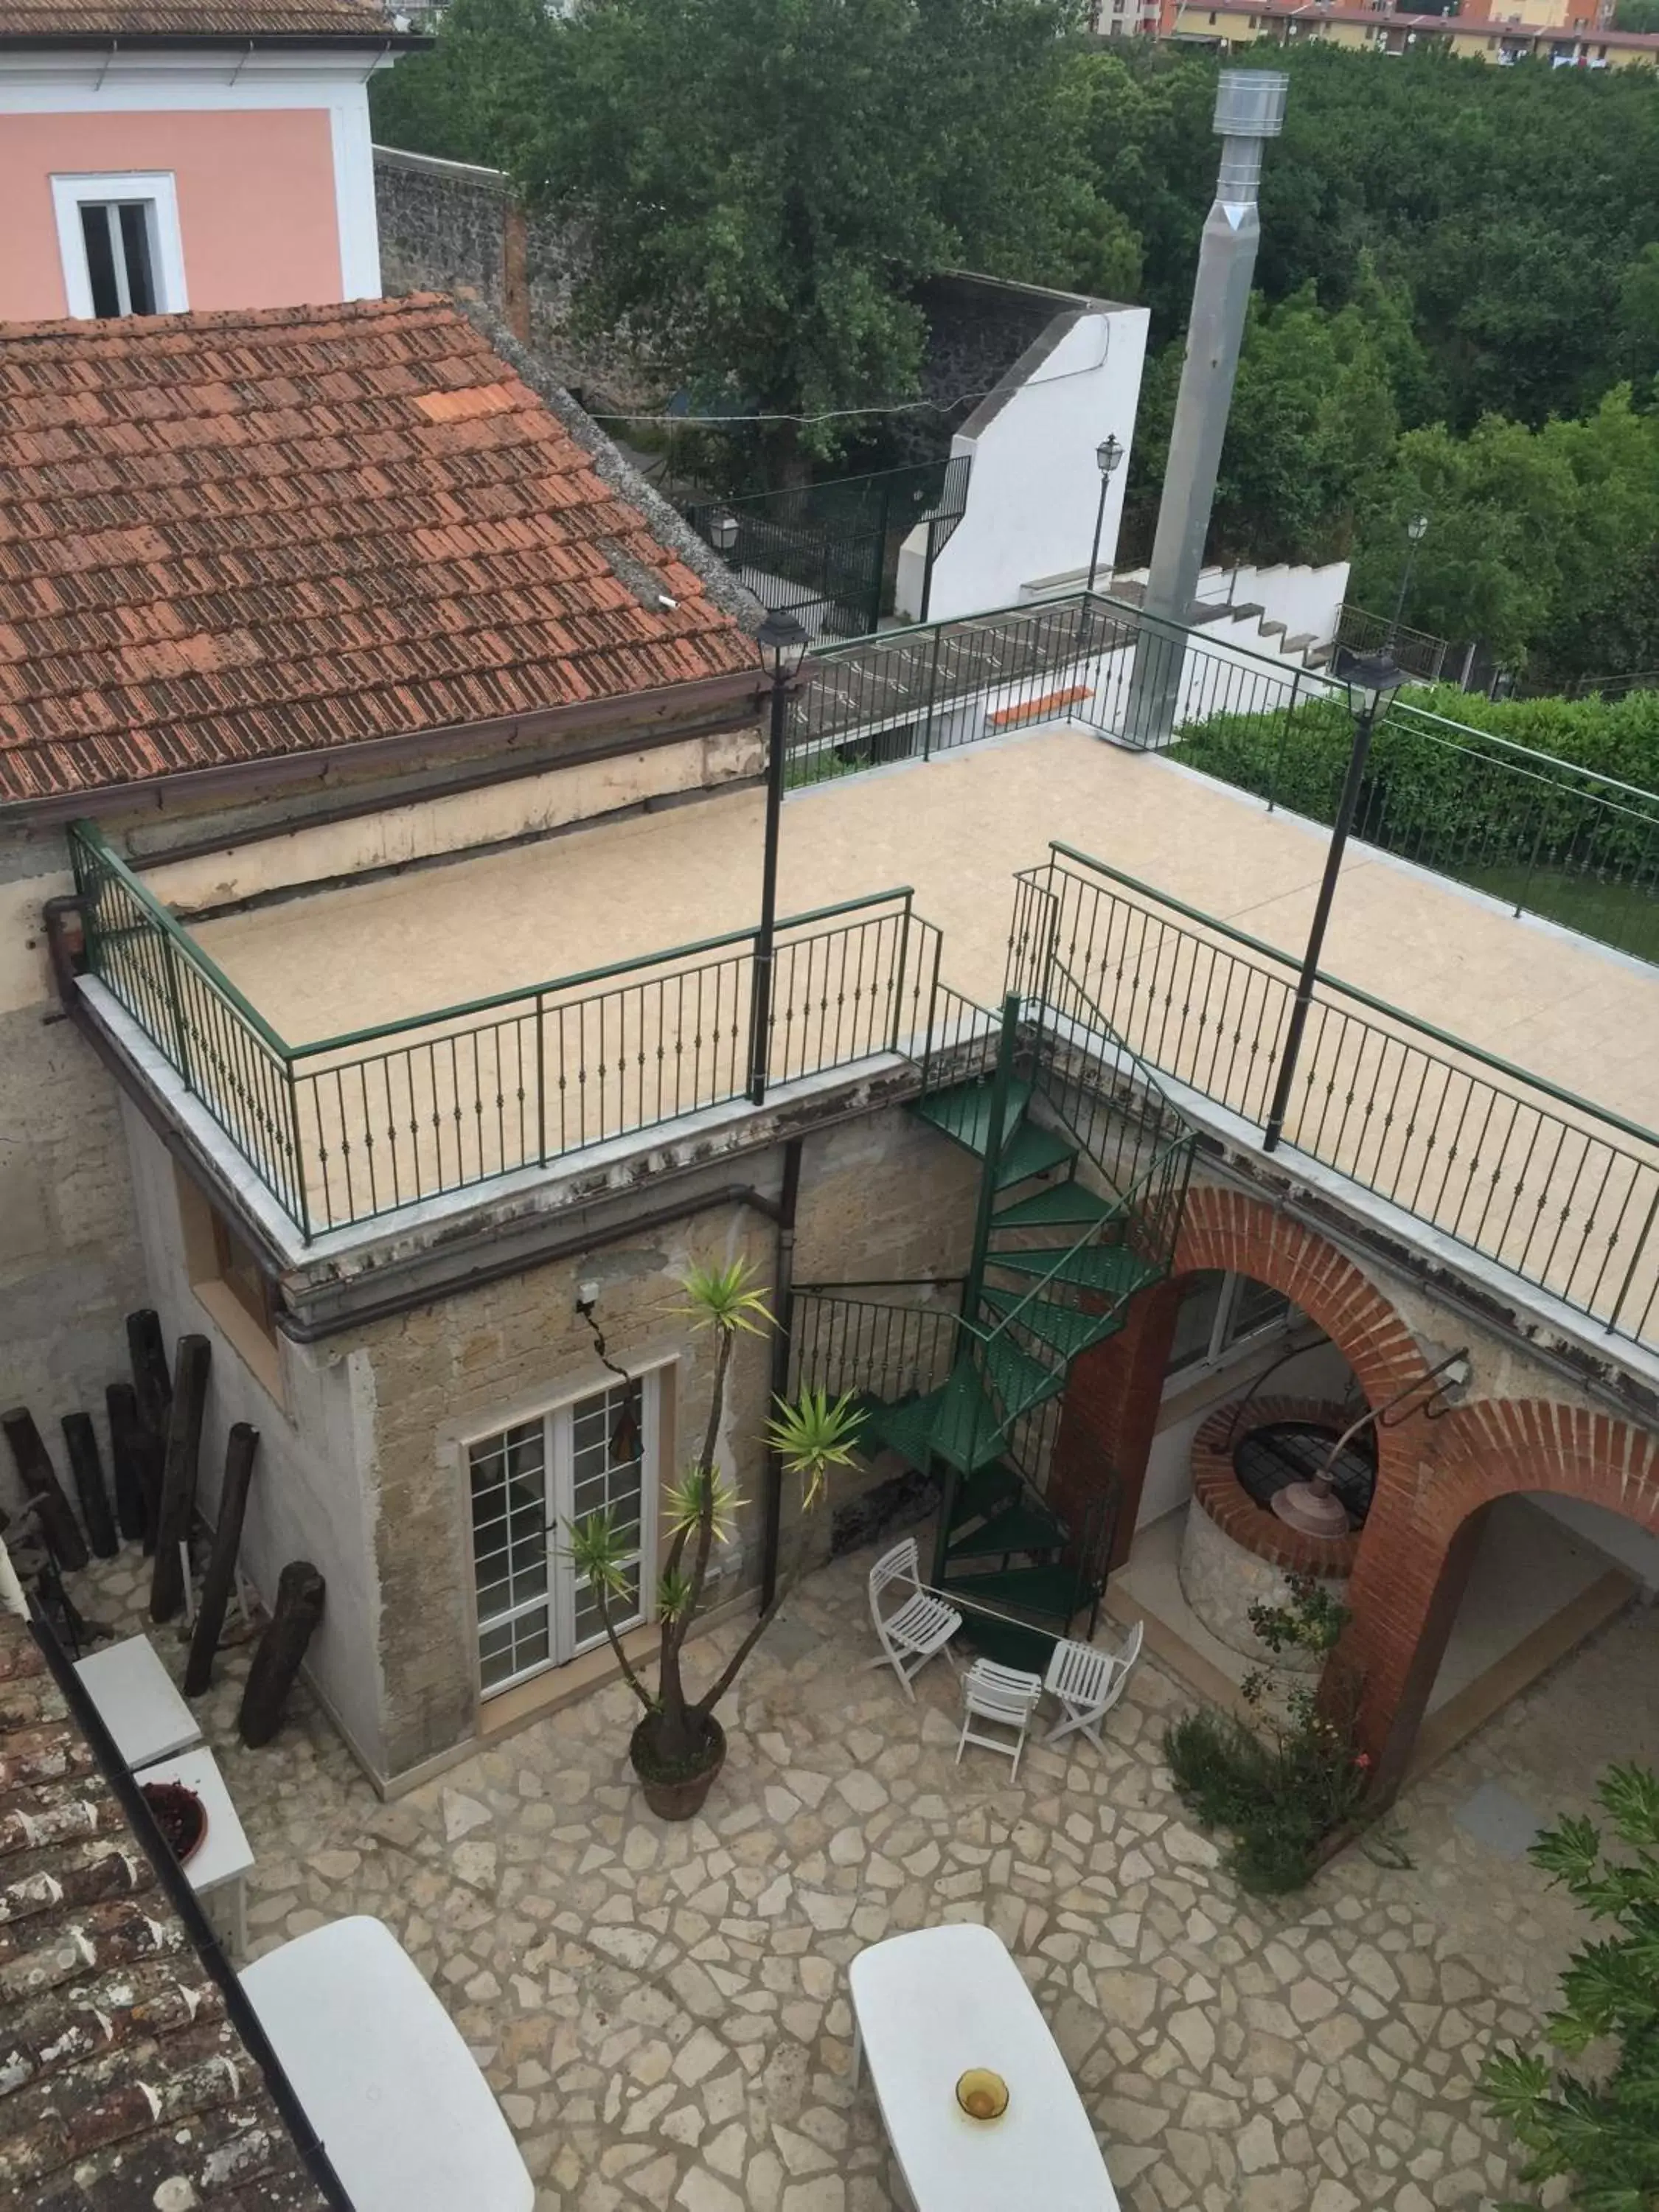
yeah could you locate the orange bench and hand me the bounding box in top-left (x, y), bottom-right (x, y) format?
top-left (986, 683), bottom-right (1093, 732)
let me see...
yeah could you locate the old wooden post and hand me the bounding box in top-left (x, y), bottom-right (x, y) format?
top-left (60, 1413), bottom-right (117, 1559)
top-left (127, 1311), bottom-right (173, 1554)
top-left (238, 1561), bottom-right (325, 1747)
top-left (1, 1407), bottom-right (88, 1571)
top-left (105, 1382), bottom-right (148, 1543)
top-left (149, 1334), bottom-right (210, 1623)
top-left (184, 1423), bottom-right (258, 1697)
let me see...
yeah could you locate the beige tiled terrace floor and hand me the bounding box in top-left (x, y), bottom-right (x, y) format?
top-left (195, 728), bottom-right (1658, 1134)
top-left (70, 1540), bottom-right (1659, 2212)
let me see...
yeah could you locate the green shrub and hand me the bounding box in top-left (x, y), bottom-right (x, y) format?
top-left (1171, 684), bottom-right (1659, 884)
top-left (1164, 1573), bottom-right (1369, 1897)
top-left (1481, 1762), bottom-right (1659, 2209)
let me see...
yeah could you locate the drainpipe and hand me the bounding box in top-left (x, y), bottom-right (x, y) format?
top-left (758, 1137), bottom-right (804, 1613)
top-left (1124, 70), bottom-right (1289, 748)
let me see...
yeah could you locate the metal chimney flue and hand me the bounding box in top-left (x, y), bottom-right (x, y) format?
top-left (1124, 69), bottom-right (1289, 746)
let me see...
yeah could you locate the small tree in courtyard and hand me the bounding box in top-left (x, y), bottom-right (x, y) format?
top-left (564, 1259), bottom-right (862, 1817)
top-left (1481, 1761), bottom-right (1659, 2211)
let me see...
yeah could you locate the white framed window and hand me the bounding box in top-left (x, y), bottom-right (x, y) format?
top-left (466, 1369), bottom-right (666, 1697)
top-left (52, 173), bottom-right (188, 320)
top-left (1165, 1269), bottom-right (1297, 1388)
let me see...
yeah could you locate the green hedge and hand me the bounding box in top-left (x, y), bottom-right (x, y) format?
top-left (1170, 683), bottom-right (1659, 881)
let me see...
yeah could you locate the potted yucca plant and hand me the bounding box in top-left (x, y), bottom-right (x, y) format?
top-left (565, 1260), bottom-right (863, 1820)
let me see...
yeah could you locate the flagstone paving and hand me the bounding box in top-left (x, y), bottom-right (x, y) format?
top-left (70, 1544), bottom-right (1659, 2211)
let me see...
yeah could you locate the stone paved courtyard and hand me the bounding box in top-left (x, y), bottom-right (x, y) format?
top-left (68, 1543), bottom-right (1659, 2212)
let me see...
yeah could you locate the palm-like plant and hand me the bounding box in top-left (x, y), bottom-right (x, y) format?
top-left (563, 1259), bottom-right (863, 1783)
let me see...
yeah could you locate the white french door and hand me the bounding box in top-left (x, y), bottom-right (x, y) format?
top-left (467, 1374), bottom-right (658, 1697)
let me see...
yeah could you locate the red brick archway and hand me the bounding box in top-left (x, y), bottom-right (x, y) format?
top-left (1344, 1397), bottom-right (1659, 1792)
top-left (1049, 1180), bottom-right (1430, 1573)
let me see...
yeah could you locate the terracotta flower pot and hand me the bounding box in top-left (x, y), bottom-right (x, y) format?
top-left (630, 1714), bottom-right (726, 1821)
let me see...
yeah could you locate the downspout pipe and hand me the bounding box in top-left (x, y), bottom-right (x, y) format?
top-left (759, 1137), bottom-right (804, 1613)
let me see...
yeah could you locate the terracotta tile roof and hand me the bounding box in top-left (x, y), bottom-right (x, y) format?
top-left (0, 296), bottom-right (758, 805)
top-left (0, 1614), bottom-right (330, 2211)
top-left (0, 0), bottom-right (406, 39)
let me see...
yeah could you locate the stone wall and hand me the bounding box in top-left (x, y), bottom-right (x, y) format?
top-left (372, 143), bottom-right (658, 411)
top-left (352, 1100), bottom-right (979, 1782)
top-left (0, 825), bottom-right (147, 1512)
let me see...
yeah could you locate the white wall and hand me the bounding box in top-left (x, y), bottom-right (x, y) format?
top-left (895, 302), bottom-right (1150, 624)
top-left (121, 1102), bottom-right (386, 1769)
top-left (1531, 1491), bottom-right (1659, 1596)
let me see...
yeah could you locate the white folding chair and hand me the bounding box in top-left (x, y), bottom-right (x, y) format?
top-left (955, 1658), bottom-right (1044, 1779)
top-left (1043, 1618), bottom-right (1144, 1752)
top-left (866, 1537), bottom-right (962, 1700)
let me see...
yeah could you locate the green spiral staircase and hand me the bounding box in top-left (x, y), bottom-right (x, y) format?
top-left (793, 963), bottom-right (1197, 1670)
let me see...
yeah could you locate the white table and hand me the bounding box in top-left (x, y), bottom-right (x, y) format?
top-left (76, 1634), bottom-right (202, 1770)
top-left (242, 1916), bottom-right (534, 2212)
top-left (136, 1745), bottom-right (254, 1958)
top-left (849, 1923), bottom-right (1120, 2212)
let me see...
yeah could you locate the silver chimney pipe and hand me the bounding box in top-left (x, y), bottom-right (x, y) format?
top-left (1124, 69), bottom-right (1288, 746)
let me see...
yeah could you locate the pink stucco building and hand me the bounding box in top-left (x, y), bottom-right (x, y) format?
top-left (0, 0), bottom-right (424, 321)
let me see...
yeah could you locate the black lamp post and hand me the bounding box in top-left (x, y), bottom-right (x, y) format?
top-left (1387, 512), bottom-right (1429, 646)
top-left (747, 608), bottom-right (810, 1105)
top-left (1087, 433), bottom-right (1125, 596)
top-left (1262, 649), bottom-right (1405, 1155)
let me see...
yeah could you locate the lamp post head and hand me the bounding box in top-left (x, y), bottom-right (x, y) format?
top-left (757, 608), bottom-right (809, 682)
top-left (1096, 434), bottom-right (1124, 479)
top-left (1346, 649), bottom-right (1405, 723)
top-left (1407, 512), bottom-right (1430, 545)
top-left (710, 511), bottom-right (739, 556)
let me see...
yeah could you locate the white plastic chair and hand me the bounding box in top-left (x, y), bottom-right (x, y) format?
top-left (955, 1658), bottom-right (1044, 1778)
top-left (1043, 1618), bottom-right (1144, 1752)
top-left (866, 1538), bottom-right (961, 1700)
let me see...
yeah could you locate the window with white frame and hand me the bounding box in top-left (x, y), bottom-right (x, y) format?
top-left (52, 173), bottom-right (188, 321)
top-left (1165, 1269), bottom-right (1297, 1385)
top-left (467, 1371), bottom-right (662, 1697)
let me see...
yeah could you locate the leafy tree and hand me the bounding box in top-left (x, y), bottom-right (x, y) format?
top-left (511, 0), bottom-right (1095, 464)
top-left (1481, 1762), bottom-right (1659, 2210)
top-left (1613, 0), bottom-right (1659, 28)
top-left (369, 0), bottom-right (558, 174)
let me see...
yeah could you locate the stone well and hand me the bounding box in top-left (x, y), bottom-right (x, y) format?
top-left (1176, 1397), bottom-right (1360, 1669)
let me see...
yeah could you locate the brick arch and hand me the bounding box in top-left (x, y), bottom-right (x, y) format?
top-left (1344, 1396), bottom-right (1659, 1795)
top-left (1173, 1183), bottom-right (1427, 1411)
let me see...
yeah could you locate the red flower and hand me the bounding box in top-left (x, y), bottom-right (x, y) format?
top-left (1354, 1752), bottom-right (1372, 1770)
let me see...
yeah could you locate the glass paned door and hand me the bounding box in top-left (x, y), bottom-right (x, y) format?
top-left (469, 1379), bottom-right (654, 1696)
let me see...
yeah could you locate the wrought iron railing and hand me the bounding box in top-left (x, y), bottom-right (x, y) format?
top-left (1335, 605), bottom-right (1452, 684)
top-left (1009, 845), bottom-right (1659, 1350)
top-left (1173, 692), bottom-right (1659, 969)
top-left (69, 825), bottom-right (949, 1240)
top-left (788, 588), bottom-right (1334, 787)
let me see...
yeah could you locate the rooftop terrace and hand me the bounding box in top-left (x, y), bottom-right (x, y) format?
top-left (72, 596), bottom-right (1659, 1354)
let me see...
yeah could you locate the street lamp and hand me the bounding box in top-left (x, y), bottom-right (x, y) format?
top-left (1087, 434), bottom-right (1125, 597)
top-left (747, 608), bottom-right (811, 1104)
top-left (710, 511), bottom-right (739, 565)
top-left (1387, 511), bottom-right (1429, 647)
top-left (1262, 648), bottom-right (1405, 1154)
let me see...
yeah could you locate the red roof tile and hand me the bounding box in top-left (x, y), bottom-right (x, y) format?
top-left (0, 297), bottom-right (757, 804)
top-left (0, 1615), bottom-right (330, 2209)
top-left (0, 0), bottom-right (407, 38)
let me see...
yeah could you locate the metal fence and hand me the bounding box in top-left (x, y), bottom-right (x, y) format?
top-left (1008, 845), bottom-right (1659, 1351)
top-left (1335, 605), bottom-right (1453, 684)
top-left (788, 588), bottom-right (1332, 786)
top-left (69, 826), bottom-right (953, 1240)
top-left (681, 458), bottom-right (969, 640)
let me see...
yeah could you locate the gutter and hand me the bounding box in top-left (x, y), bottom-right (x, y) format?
top-left (0, 28), bottom-right (428, 47)
top-left (0, 667), bottom-right (766, 828)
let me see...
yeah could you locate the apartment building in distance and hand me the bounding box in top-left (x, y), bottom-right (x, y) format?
top-left (1161, 0), bottom-right (1659, 65)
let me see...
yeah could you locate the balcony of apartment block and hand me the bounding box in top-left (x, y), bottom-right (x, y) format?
top-left (59, 591), bottom-right (1659, 1387)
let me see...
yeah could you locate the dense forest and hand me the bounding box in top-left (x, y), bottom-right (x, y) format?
top-left (372, 1), bottom-right (1659, 682)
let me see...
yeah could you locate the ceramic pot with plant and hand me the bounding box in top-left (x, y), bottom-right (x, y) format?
top-left (566, 1261), bottom-right (862, 1820)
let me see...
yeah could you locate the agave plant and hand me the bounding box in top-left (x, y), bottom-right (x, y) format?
top-left (563, 1259), bottom-right (863, 1781)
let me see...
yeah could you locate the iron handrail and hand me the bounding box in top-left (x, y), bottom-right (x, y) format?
top-left (291, 886), bottom-right (917, 1057)
top-left (1040, 841), bottom-right (1659, 1157)
top-left (1388, 699), bottom-right (1659, 813)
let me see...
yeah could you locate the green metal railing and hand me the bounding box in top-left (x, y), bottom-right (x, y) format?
top-left (787, 588), bottom-right (1334, 787)
top-left (1009, 845), bottom-right (1659, 1350)
top-left (69, 824), bottom-right (947, 1240)
top-left (1174, 692), bottom-right (1659, 968)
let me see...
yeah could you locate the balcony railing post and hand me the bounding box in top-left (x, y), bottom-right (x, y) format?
top-left (535, 988), bottom-right (548, 1166)
top-left (285, 1058), bottom-right (313, 1244)
top-left (921, 623), bottom-right (943, 763)
top-left (1268, 667), bottom-right (1301, 815)
top-left (161, 931), bottom-right (195, 1094)
top-left (890, 891), bottom-right (913, 1054)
